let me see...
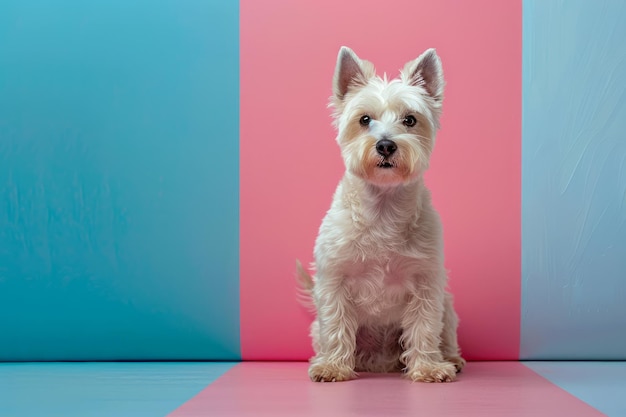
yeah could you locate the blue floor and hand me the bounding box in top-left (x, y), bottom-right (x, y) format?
top-left (525, 362), bottom-right (626, 417)
top-left (0, 362), bottom-right (236, 417)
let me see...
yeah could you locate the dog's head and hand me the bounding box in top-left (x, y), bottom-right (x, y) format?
top-left (330, 47), bottom-right (444, 187)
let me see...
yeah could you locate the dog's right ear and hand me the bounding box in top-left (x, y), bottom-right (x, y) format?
top-left (333, 46), bottom-right (374, 101)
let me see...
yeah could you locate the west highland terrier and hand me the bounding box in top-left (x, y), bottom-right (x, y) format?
top-left (297, 46), bottom-right (465, 383)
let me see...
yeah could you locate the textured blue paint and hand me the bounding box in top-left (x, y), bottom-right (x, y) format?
top-left (522, 0), bottom-right (626, 359)
top-left (0, 362), bottom-right (236, 417)
top-left (0, 1), bottom-right (240, 360)
top-left (525, 362), bottom-right (626, 417)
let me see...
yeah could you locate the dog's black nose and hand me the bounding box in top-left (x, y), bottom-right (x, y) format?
top-left (376, 139), bottom-right (397, 157)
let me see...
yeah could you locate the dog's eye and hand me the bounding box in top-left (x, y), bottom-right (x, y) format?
top-left (403, 115), bottom-right (417, 127)
top-left (359, 115), bottom-right (371, 126)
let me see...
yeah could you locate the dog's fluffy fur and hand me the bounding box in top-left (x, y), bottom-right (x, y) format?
top-left (298, 46), bottom-right (465, 383)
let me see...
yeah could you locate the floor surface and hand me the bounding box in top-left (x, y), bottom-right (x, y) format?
top-left (0, 362), bottom-right (624, 416)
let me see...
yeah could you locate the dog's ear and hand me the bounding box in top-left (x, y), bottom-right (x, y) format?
top-left (333, 46), bottom-right (374, 101)
top-left (402, 48), bottom-right (444, 102)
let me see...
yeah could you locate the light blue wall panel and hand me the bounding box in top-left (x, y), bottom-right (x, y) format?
top-left (521, 0), bottom-right (626, 359)
top-left (0, 0), bottom-right (240, 360)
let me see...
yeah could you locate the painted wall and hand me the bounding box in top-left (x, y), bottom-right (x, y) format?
top-left (0, 1), bottom-right (240, 360)
top-left (239, 0), bottom-right (522, 361)
top-left (521, 0), bottom-right (626, 360)
top-left (0, 0), bottom-right (624, 362)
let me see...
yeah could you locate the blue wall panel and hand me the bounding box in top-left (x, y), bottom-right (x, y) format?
top-left (521, 0), bottom-right (626, 359)
top-left (0, 0), bottom-right (240, 360)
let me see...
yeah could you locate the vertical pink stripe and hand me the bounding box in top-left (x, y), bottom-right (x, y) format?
top-left (168, 363), bottom-right (604, 417)
top-left (240, 0), bottom-right (521, 360)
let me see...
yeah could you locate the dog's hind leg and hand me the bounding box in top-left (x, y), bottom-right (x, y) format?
top-left (440, 291), bottom-right (466, 372)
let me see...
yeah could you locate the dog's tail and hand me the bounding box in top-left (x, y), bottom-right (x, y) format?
top-left (296, 259), bottom-right (315, 311)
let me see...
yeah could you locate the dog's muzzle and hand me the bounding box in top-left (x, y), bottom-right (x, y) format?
top-left (376, 139), bottom-right (397, 157)
top-left (376, 139), bottom-right (397, 168)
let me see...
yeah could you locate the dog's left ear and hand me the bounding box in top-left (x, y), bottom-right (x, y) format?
top-left (401, 49), bottom-right (444, 102)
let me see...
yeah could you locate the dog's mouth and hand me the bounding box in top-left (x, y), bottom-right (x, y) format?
top-left (377, 160), bottom-right (395, 169)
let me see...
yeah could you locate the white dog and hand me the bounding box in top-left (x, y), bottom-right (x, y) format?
top-left (298, 46), bottom-right (465, 383)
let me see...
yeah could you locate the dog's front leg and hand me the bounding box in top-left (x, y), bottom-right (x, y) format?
top-left (400, 282), bottom-right (457, 383)
top-left (308, 280), bottom-right (358, 382)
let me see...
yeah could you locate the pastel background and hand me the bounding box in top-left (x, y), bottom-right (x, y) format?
top-left (0, 0), bottom-right (624, 362)
top-left (0, 0), bottom-right (240, 360)
top-left (240, 0), bottom-right (521, 361)
top-left (521, 0), bottom-right (626, 360)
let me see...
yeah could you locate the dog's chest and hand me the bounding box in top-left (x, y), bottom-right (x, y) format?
top-left (343, 257), bottom-right (416, 324)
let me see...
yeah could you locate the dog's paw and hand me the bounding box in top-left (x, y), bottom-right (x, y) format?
top-left (444, 355), bottom-right (466, 373)
top-left (308, 362), bottom-right (356, 382)
top-left (405, 361), bottom-right (457, 383)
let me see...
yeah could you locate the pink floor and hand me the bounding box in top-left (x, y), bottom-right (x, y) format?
top-left (168, 362), bottom-right (605, 417)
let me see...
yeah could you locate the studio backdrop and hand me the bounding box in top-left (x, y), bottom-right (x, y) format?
top-left (0, 0), bottom-right (624, 362)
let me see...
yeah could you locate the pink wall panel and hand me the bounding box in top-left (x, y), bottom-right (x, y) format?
top-left (240, 0), bottom-right (521, 360)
